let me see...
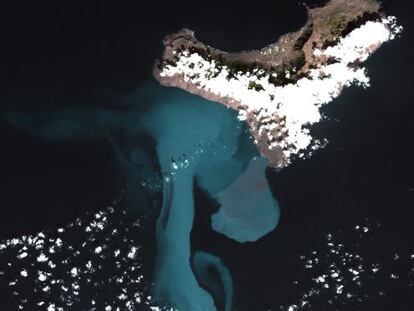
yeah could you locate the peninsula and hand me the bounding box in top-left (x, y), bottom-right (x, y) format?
top-left (153, 0), bottom-right (401, 167)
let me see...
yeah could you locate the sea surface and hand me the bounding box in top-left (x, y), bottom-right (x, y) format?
top-left (0, 0), bottom-right (413, 310)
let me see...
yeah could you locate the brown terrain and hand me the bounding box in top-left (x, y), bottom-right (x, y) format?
top-left (153, 0), bottom-right (383, 167)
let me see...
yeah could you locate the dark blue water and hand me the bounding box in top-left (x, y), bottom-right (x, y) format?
top-left (0, 0), bottom-right (413, 310)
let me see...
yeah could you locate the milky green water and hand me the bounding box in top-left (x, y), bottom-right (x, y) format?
top-left (212, 157), bottom-right (280, 243)
top-left (141, 85), bottom-right (280, 309)
top-left (2, 81), bottom-right (280, 310)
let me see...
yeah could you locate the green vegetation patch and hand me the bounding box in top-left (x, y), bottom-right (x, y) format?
top-left (248, 81), bottom-right (265, 92)
top-left (321, 13), bottom-right (348, 42)
top-left (227, 61), bottom-right (256, 74)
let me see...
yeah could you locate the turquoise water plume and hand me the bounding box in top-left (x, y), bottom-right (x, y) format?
top-left (1, 81), bottom-right (281, 310)
top-left (141, 85), bottom-right (280, 309)
top-left (192, 251), bottom-right (234, 311)
top-left (140, 87), bottom-right (240, 310)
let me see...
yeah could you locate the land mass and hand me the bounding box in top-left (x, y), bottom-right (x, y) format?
top-left (153, 0), bottom-right (386, 167)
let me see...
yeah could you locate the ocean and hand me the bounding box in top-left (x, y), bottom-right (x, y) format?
top-left (0, 0), bottom-right (413, 310)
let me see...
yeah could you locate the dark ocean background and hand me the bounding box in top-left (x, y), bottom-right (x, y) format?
top-left (0, 0), bottom-right (413, 310)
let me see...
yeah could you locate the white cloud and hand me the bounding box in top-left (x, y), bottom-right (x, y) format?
top-left (159, 17), bottom-right (402, 165)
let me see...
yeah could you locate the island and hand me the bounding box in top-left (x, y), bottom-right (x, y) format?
top-left (153, 0), bottom-right (401, 167)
